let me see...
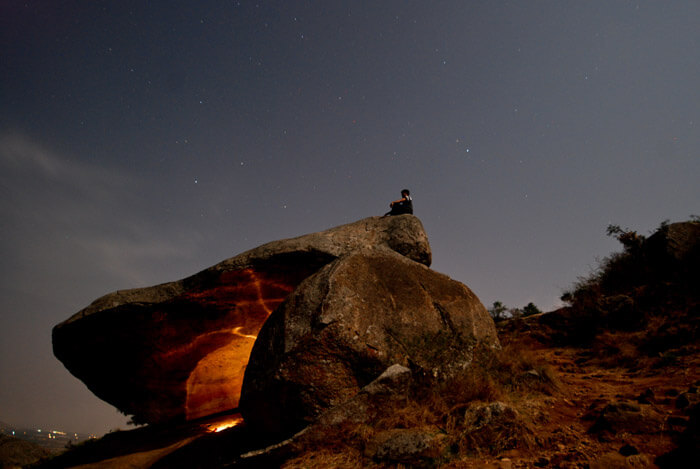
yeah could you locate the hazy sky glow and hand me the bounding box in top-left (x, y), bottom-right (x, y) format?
top-left (1, 1), bottom-right (699, 434)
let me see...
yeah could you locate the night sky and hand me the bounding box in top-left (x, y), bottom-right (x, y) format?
top-left (1, 1), bottom-right (698, 435)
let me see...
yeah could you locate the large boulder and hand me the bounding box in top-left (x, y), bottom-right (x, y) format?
top-left (52, 216), bottom-right (431, 424)
top-left (239, 248), bottom-right (499, 434)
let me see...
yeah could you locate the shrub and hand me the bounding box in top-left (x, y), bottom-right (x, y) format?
top-left (557, 219), bottom-right (700, 350)
top-left (521, 302), bottom-right (542, 317)
top-left (488, 301), bottom-right (508, 322)
top-left (488, 301), bottom-right (540, 322)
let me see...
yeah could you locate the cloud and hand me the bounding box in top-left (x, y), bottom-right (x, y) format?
top-left (0, 132), bottom-right (137, 207)
top-left (0, 132), bottom-right (89, 180)
top-left (0, 131), bottom-right (200, 291)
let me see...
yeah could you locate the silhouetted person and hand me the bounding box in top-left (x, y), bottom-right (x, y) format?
top-left (385, 189), bottom-right (413, 216)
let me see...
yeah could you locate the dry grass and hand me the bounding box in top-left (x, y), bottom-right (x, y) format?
top-left (586, 330), bottom-right (645, 369)
top-left (457, 409), bottom-right (535, 457)
top-left (479, 342), bottom-right (560, 396)
top-left (286, 342), bottom-right (560, 465)
top-left (282, 446), bottom-right (364, 468)
top-left (573, 308), bottom-right (700, 372)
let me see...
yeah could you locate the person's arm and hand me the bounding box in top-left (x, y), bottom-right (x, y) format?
top-left (390, 196), bottom-right (407, 207)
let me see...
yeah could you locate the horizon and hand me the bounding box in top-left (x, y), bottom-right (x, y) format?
top-left (2, 1), bottom-right (699, 435)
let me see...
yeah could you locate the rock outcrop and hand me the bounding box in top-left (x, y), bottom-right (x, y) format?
top-left (240, 247), bottom-right (499, 434)
top-left (646, 221), bottom-right (700, 265)
top-left (53, 216), bottom-right (432, 424)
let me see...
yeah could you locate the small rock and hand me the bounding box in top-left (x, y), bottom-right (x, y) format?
top-left (499, 458), bottom-right (513, 469)
top-left (464, 402), bottom-right (515, 428)
top-left (636, 388), bottom-right (655, 404)
top-left (627, 454), bottom-right (651, 467)
top-left (461, 402), bottom-right (535, 453)
top-left (620, 402), bottom-right (641, 412)
top-left (362, 364), bottom-right (412, 396)
top-left (619, 443), bottom-right (639, 456)
top-left (589, 401), bottom-right (663, 436)
top-left (676, 392), bottom-right (699, 409)
top-left (667, 415), bottom-right (689, 427)
top-left (534, 456), bottom-right (549, 466)
top-left (364, 428), bottom-right (447, 466)
top-left (590, 451), bottom-right (650, 468)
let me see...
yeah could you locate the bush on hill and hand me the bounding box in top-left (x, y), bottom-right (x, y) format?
top-left (555, 219), bottom-right (700, 354)
top-left (488, 301), bottom-right (543, 322)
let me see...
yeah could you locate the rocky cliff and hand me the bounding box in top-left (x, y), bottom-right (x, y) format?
top-left (53, 215), bottom-right (496, 427)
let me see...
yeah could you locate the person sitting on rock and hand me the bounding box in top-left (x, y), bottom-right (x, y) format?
top-left (385, 189), bottom-right (413, 216)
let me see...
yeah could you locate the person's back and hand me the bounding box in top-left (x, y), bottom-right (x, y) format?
top-left (386, 189), bottom-right (413, 216)
top-left (396, 193), bottom-right (413, 214)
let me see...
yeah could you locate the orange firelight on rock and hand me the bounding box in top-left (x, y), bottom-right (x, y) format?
top-left (206, 415), bottom-right (244, 433)
top-left (182, 269), bottom-right (295, 421)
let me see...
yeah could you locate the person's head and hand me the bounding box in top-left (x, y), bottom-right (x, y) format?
top-left (401, 189), bottom-right (410, 197)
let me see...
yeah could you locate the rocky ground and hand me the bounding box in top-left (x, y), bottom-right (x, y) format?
top-left (447, 327), bottom-right (700, 469)
top-left (30, 318), bottom-right (699, 469)
top-left (276, 319), bottom-right (700, 468)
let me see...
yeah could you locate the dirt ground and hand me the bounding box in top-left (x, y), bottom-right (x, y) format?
top-left (443, 330), bottom-right (700, 469)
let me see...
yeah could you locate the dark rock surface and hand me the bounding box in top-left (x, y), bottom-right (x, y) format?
top-left (589, 401), bottom-right (664, 436)
top-left (313, 364), bottom-right (413, 427)
top-left (52, 215), bottom-right (432, 424)
top-left (646, 221), bottom-right (700, 264)
top-left (240, 247), bottom-right (499, 434)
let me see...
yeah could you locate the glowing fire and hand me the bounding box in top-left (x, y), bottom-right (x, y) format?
top-left (232, 326), bottom-right (258, 340)
top-left (207, 416), bottom-right (243, 433)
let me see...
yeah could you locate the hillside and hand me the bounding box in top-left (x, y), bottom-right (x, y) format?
top-left (37, 219), bottom-right (699, 468)
top-left (489, 220), bottom-right (700, 468)
top-left (0, 434), bottom-right (50, 469)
